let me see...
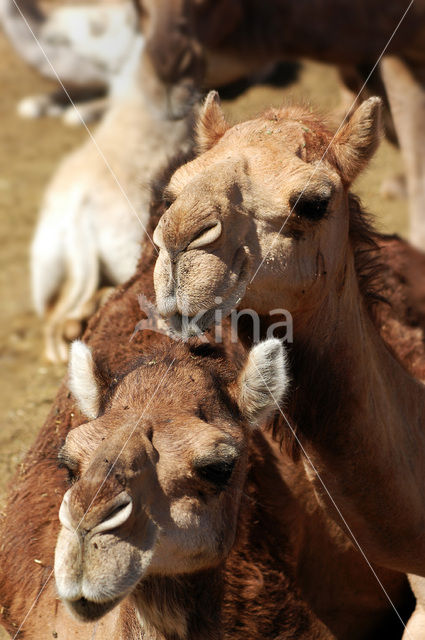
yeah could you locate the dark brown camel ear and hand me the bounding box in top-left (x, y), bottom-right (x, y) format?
top-left (196, 91), bottom-right (229, 152)
top-left (332, 97), bottom-right (383, 184)
top-left (236, 339), bottom-right (289, 426)
top-left (68, 341), bottom-right (101, 419)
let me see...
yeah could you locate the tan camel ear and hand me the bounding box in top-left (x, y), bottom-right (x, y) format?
top-left (333, 97), bottom-right (383, 184)
top-left (237, 339), bottom-right (289, 426)
top-left (68, 341), bottom-right (100, 419)
top-left (196, 91), bottom-right (229, 152)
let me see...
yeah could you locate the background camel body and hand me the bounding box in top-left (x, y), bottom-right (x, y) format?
top-left (140, 0), bottom-right (425, 247)
top-left (30, 49), bottom-right (195, 363)
top-left (0, 0), bottom-right (142, 124)
top-left (0, 154), bottom-right (418, 639)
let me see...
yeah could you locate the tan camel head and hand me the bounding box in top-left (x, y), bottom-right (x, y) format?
top-left (153, 92), bottom-right (382, 328)
top-left (55, 338), bottom-right (287, 622)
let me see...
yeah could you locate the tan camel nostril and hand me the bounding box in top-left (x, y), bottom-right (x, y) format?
top-left (152, 223), bottom-right (164, 249)
top-left (59, 489), bottom-right (75, 532)
top-left (187, 220), bottom-right (222, 251)
top-left (91, 493), bottom-right (133, 536)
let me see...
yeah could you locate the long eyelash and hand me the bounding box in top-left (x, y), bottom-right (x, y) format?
top-left (162, 189), bottom-right (175, 207)
top-left (58, 461), bottom-right (79, 486)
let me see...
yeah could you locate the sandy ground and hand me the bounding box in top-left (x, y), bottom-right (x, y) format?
top-left (0, 29), bottom-right (407, 639)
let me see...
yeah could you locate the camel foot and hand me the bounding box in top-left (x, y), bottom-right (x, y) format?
top-left (44, 328), bottom-right (70, 364)
top-left (17, 93), bottom-right (64, 119)
top-left (43, 286), bottom-right (116, 363)
top-left (17, 94), bottom-right (108, 126)
top-left (62, 98), bottom-right (109, 127)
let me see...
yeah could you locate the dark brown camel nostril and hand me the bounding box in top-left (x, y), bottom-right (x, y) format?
top-left (154, 218), bottom-right (222, 254)
top-left (59, 490), bottom-right (132, 536)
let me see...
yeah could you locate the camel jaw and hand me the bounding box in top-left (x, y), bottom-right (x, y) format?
top-left (167, 280), bottom-right (250, 338)
top-left (65, 594), bottom-right (123, 623)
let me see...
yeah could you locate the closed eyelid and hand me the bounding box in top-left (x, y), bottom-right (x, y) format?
top-left (58, 447), bottom-right (79, 471)
top-left (163, 187), bottom-right (176, 204)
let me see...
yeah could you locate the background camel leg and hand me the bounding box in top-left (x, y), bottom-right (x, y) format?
top-left (61, 96), bottom-right (110, 126)
top-left (380, 56), bottom-right (425, 249)
top-left (403, 575), bottom-right (425, 639)
top-left (18, 86), bottom-right (108, 125)
top-left (337, 63), bottom-right (406, 201)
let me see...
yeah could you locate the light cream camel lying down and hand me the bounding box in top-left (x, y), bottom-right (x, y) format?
top-left (31, 55), bottom-right (194, 363)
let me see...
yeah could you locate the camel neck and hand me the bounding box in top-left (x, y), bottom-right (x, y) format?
top-left (132, 569), bottom-right (223, 640)
top-left (129, 435), bottom-right (328, 639)
top-left (286, 250), bottom-right (425, 574)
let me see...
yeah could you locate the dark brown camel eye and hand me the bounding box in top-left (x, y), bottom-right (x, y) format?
top-left (58, 461), bottom-right (79, 486)
top-left (194, 458), bottom-right (236, 489)
top-left (58, 449), bottom-right (79, 485)
top-left (289, 194), bottom-right (330, 222)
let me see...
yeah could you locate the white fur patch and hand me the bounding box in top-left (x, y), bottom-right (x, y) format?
top-left (68, 341), bottom-right (100, 419)
top-left (238, 338), bottom-right (288, 426)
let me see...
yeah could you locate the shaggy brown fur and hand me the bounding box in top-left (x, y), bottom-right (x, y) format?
top-left (0, 211), bottom-right (332, 640)
top-left (0, 149), bottom-right (415, 638)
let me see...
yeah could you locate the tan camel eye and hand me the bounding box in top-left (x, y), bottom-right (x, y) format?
top-left (289, 193), bottom-right (331, 222)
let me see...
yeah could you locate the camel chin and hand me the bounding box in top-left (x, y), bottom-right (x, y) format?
top-left (65, 596), bottom-right (122, 623)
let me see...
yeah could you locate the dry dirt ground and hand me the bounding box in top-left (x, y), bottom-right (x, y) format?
top-left (0, 29), bottom-right (407, 638)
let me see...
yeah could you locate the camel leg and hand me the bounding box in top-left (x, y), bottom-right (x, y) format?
top-left (380, 56), bottom-right (425, 249)
top-left (62, 96), bottom-right (110, 127)
top-left (403, 575), bottom-right (425, 639)
top-left (43, 208), bottom-right (101, 363)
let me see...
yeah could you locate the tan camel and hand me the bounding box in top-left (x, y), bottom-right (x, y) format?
top-left (31, 49), bottom-right (195, 363)
top-left (0, 0), bottom-right (142, 125)
top-left (0, 159), bottom-right (413, 638)
top-left (139, 0), bottom-right (425, 247)
top-left (153, 93), bottom-right (425, 628)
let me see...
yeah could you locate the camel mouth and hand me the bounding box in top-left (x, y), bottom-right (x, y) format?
top-left (67, 595), bottom-right (122, 622)
top-left (162, 249), bottom-right (252, 338)
top-left (168, 253), bottom-right (252, 338)
top-left (169, 306), bottom-right (217, 336)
